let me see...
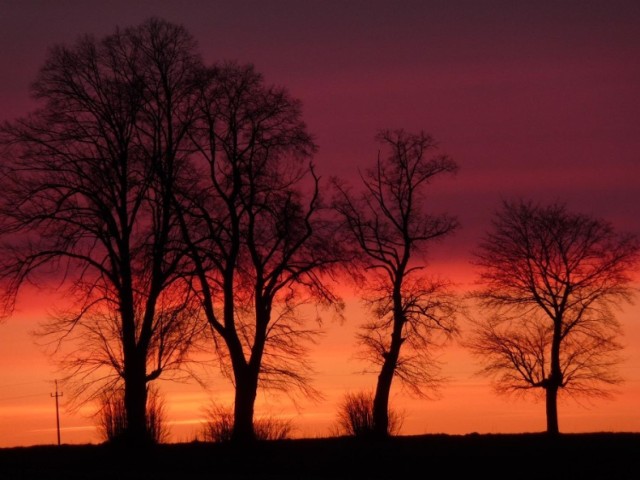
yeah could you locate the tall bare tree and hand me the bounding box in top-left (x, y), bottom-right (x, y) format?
top-left (467, 200), bottom-right (639, 435)
top-left (177, 62), bottom-right (342, 442)
top-left (0, 18), bottom-right (204, 445)
top-left (333, 129), bottom-right (459, 438)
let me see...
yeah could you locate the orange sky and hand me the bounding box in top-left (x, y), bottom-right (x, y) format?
top-left (1, 267), bottom-right (639, 448)
top-left (1, 0), bottom-right (640, 447)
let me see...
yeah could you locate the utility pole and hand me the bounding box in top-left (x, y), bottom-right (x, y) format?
top-left (51, 379), bottom-right (63, 446)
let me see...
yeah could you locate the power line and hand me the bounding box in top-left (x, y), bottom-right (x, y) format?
top-left (0, 380), bottom-right (52, 402)
top-left (0, 392), bottom-right (47, 402)
top-left (0, 380), bottom-right (49, 388)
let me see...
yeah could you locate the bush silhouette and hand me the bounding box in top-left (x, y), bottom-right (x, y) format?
top-left (335, 391), bottom-right (403, 437)
top-left (97, 387), bottom-right (169, 444)
top-left (199, 404), bottom-right (293, 442)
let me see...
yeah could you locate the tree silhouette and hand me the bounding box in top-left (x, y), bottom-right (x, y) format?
top-left (467, 200), bottom-right (640, 435)
top-left (333, 129), bottom-right (459, 438)
top-left (176, 62), bottom-right (342, 443)
top-left (0, 18), bottom-right (205, 445)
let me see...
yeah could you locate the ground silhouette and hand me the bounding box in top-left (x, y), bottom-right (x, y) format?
top-left (0, 432), bottom-right (638, 479)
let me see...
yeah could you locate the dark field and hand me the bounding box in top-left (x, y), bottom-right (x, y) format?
top-left (1, 433), bottom-right (638, 480)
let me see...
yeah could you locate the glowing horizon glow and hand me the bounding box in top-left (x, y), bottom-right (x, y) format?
top-left (1, 283), bottom-right (639, 447)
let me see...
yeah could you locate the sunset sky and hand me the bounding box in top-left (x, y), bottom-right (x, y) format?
top-left (1, 0), bottom-right (639, 447)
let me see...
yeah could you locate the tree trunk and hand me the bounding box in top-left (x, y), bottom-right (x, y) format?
top-left (230, 295), bottom-right (268, 443)
top-left (232, 367), bottom-right (258, 443)
top-left (123, 355), bottom-right (149, 446)
top-left (372, 315), bottom-right (404, 438)
top-left (546, 318), bottom-right (562, 436)
top-left (372, 360), bottom-right (394, 438)
top-left (121, 276), bottom-right (150, 446)
top-left (372, 279), bottom-right (406, 439)
top-left (545, 385), bottom-right (560, 436)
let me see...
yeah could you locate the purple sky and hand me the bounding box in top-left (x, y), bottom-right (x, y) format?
top-left (2, 0), bottom-right (638, 272)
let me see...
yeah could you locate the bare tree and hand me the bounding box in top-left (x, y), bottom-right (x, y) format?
top-left (333, 129), bottom-right (459, 438)
top-left (177, 62), bottom-right (342, 443)
top-left (467, 200), bottom-right (640, 435)
top-left (0, 18), bottom-right (205, 445)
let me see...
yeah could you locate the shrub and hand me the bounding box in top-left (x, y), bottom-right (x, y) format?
top-left (97, 386), bottom-right (169, 444)
top-left (335, 391), bottom-right (403, 437)
top-left (199, 403), bottom-right (293, 442)
top-left (97, 391), bottom-right (127, 442)
top-left (254, 416), bottom-right (294, 441)
top-left (198, 403), bottom-right (235, 443)
top-left (145, 387), bottom-right (169, 443)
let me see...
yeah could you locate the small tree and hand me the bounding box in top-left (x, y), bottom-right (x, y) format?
top-left (333, 129), bottom-right (459, 438)
top-left (467, 200), bottom-right (639, 435)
